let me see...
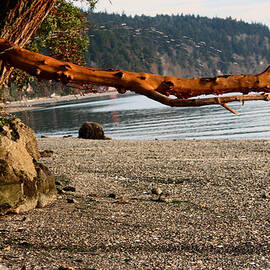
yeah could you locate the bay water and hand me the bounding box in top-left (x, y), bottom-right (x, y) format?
top-left (15, 93), bottom-right (270, 140)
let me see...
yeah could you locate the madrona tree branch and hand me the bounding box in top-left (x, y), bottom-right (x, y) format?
top-left (1, 38), bottom-right (270, 113)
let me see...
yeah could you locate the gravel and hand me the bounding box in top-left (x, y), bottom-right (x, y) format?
top-left (0, 138), bottom-right (270, 269)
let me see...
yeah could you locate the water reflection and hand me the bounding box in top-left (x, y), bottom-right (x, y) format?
top-left (15, 94), bottom-right (270, 140)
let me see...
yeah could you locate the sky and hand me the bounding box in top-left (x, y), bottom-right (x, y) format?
top-left (89, 0), bottom-right (270, 28)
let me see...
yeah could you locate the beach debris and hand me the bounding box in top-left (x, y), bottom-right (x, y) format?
top-left (40, 135), bottom-right (49, 138)
top-left (40, 149), bottom-right (54, 157)
top-left (78, 122), bottom-right (111, 140)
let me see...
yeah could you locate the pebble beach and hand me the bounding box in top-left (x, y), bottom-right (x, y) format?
top-left (1, 138), bottom-right (270, 269)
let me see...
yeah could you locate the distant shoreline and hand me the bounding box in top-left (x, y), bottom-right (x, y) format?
top-left (2, 90), bottom-right (122, 113)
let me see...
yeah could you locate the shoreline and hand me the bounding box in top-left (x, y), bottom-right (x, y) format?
top-left (1, 90), bottom-right (122, 113)
top-left (1, 138), bottom-right (270, 269)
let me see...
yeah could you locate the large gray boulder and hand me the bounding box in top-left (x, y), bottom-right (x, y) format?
top-left (0, 117), bottom-right (57, 214)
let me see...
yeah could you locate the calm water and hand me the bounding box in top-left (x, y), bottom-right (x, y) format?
top-left (15, 94), bottom-right (270, 140)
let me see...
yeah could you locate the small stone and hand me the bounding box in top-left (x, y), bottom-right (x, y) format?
top-left (55, 181), bottom-right (62, 186)
top-left (57, 187), bottom-right (64, 194)
top-left (58, 265), bottom-right (75, 270)
top-left (63, 135), bottom-right (73, 138)
top-left (261, 191), bottom-right (270, 199)
top-left (151, 187), bottom-right (163, 196)
top-left (63, 186), bottom-right (76, 192)
top-left (151, 187), bottom-right (163, 200)
top-left (40, 150), bottom-right (54, 157)
top-left (108, 193), bottom-right (116, 199)
top-left (74, 259), bottom-right (83, 263)
top-left (66, 198), bottom-right (76, 204)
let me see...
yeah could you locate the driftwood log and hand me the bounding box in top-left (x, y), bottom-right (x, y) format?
top-left (1, 38), bottom-right (270, 114)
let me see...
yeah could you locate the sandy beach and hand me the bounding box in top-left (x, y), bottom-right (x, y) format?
top-left (0, 138), bottom-right (270, 269)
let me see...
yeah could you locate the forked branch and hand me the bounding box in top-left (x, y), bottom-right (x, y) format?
top-left (1, 38), bottom-right (270, 113)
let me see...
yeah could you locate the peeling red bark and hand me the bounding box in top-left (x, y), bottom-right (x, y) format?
top-left (1, 38), bottom-right (270, 113)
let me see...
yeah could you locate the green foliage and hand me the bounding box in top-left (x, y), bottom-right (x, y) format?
top-left (29, 0), bottom-right (89, 65)
top-left (9, 0), bottom-right (97, 97)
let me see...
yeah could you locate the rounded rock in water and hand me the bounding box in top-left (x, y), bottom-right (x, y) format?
top-left (78, 122), bottom-right (110, 140)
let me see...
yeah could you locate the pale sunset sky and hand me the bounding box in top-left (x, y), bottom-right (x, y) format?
top-left (89, 0), bottom-right (270, 28)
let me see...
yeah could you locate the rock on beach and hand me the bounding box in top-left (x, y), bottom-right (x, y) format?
top-left (0, 118), bottom-right (57, 214)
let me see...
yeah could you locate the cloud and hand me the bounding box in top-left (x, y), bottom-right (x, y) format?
top-left (95, 0), bottom-right (206, 15)
top-left (204, 2), bottom-right (270, 26)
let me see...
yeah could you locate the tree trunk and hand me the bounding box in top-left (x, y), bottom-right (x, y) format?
top-left (0, 0), bottom-right (56, 93)
top-left (1, 38), bottom-right (270, 113)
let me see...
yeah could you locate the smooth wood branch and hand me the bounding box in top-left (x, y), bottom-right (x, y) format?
top-left (1, 38), bottom-right (270, 112)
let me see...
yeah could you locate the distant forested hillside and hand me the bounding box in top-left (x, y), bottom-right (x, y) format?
top-left (85, 12), bottom-right (270, 78)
